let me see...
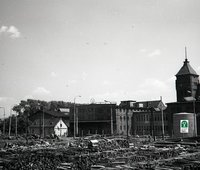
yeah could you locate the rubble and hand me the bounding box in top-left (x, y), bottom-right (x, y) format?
top-left (0, 135), bottom-right (200, 169)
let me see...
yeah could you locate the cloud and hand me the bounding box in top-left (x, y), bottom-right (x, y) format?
top-left (102, 80), bottom-right (111, 86)
top-left (0, 26), bottom-right (8, 33)
top-left (33, 87), bottom-right (51, 96)
top-left (148, 49), bottom-right (161, 58)
top-left (140, 78), bottom-right (168, 90)
top-left (139, 48), bottom-right (147, 53)
top-left (82, 72), bottom-right (88, 81)
top-left (23, 87), bottom-right (51, 102)
top-left (166, 76), bottom-right (176, 83)
top-left (0, 25), bottom-right (21, 38)
top-left (23, 95), bottom-right (34, 100)
top-left (197, 66), bottom-right (200, 71)
top-left (7, 26), bottom-right (21, 38)
top-left (24, 87), bottom-right (52, 101)
top-left (0, 97), bottom-right (9, 102)
top-left (135, 78), bottom-right (176, 102)
top-left (50, 72), bottom-right (57, 77)
top-left (66, 79), bottom-right (77, 87)
top-left (139, 49), bottom-right (161, 58)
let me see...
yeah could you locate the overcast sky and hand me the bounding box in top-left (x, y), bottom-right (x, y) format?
top-left (0, 0), bottom-right (200, 117)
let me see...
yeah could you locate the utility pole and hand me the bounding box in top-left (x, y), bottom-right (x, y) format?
top-left (111, 105), bottom-right (113, 135)
top-left (126, 110), bottom-right (129, 140)
top-left (160, 96), bottom-right (165, 140)
top-left (0, 107), bottom-right (6, 135)
top-left (150, 107), bottom-right (155, 140)
top-left (76, 107), bottom-right (78, 136)
top-left (193, 99), bottom-right (197, 137)
top-left (74, 95), bottom-right (81, 138)
top-left (3, 108), bottom-right (5, 135)
top-left (104, 100), bottom-right (114, 135)
top-left (25, 104), bottom-right (30, 139)
top-left (73, 101), bottom-right (76, 138)
top-left (15, 113), bottom-right (18, 137)
top-left (42, 107), bottom-right (44, 138)
top-left (8, 108), bottom-right (12, 137)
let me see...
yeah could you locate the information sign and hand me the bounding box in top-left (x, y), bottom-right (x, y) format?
top-left (180, 120), bottom-right (189, 133)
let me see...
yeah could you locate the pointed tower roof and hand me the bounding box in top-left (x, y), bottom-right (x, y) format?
top-left (176, 47), bottom-right (198, 76)
top-left (176, 59), bottom-right (198, 76)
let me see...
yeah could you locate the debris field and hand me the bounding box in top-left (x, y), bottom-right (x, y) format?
top-left (0, 136), bottom-right (200, 170)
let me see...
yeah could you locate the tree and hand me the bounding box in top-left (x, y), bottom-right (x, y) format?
top-left (12, 99), bottom-right (73, 135)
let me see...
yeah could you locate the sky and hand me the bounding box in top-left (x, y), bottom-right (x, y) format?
top-left (0, 0), bottom-right (200, 117)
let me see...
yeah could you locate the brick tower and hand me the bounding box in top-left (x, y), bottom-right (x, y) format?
top-left (175, 48), bottom-right (199, 102)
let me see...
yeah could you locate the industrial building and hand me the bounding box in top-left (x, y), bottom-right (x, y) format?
top-left (116, 100), bottom-right (168, 137)
top-left (69, 103), bottom-right (116, 137)
top-left (167, 53), bottom-right (200, 137)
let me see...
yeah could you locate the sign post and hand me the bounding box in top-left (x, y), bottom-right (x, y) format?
top-left (180, 120), bottom-right (189, 133)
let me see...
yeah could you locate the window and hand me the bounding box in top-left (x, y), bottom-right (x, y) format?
top-left (139, 103), bottom-right (144, 108)
top-left (146, 115), bottom-right (149, 121)
top-left (60, 123), bottom-right (62, 127)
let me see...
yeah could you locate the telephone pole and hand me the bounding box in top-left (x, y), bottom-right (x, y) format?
top-left (0, 107), bottom-right (5, 135)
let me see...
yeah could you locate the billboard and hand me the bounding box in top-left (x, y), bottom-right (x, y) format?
top-left (180, 120), bottom-right (189, 133)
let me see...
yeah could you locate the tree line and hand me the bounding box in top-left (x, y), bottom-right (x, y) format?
top-left (0, 99), bottom-right (73, 135)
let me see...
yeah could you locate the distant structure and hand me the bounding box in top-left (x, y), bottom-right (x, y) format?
top-left (167, 48), bottom-right (200, 137)
top-left (176, 47), bottom-right (200, 102)
top-left (70, 103), bottom-right (116, 137)
top-left (116, 100), bottom-right (168, 137)
top-left (29, 110), bottom-right (69, 137)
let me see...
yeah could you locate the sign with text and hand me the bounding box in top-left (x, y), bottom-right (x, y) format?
top-left (180, 120), bottom-right (189, 133)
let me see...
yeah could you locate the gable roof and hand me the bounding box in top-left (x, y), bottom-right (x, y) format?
top-left (176, 59), bottom-right (198, 76)
top-left (45, 110), bottom-right (69, 117)
top-left (31, 110), bottom-right (69, 118)
top-left (54, 119), bottom-right (67, 129)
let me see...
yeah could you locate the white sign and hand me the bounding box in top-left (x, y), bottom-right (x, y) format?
top-left (180, 120), bottom-right (189, 133)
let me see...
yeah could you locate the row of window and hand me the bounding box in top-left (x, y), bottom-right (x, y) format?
top-left (78, 108), bottom-right (110, 114)
top-left (136, 126), bottom-right (150, 131)
top-left (120, 125), bottom-right (129, 130)
top-left (119, 116), bottom-right (130, 121)
top-left (136, 114), bottom-right (149, 122)
top-left (125, 114), bottom-right (168, 122)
